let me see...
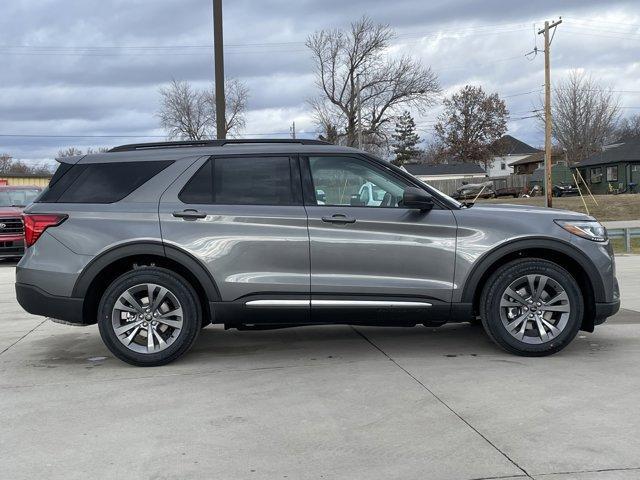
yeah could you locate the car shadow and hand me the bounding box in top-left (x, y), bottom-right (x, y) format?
top-left (21, 310), bottom-right (639, 370)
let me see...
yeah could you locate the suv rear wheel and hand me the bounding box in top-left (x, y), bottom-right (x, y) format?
top-left (480, 259), bottom-right (583, 356)
top-left (98, 267), bottom-right (201, 366)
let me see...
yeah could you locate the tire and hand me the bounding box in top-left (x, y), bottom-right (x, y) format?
top-left (98, 267), bottom-right (202, 366)
top-left (479, 259), bottom-right (583, 356)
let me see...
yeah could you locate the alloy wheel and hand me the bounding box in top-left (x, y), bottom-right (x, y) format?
top-left (499, 274), bottom-right (571, 344)
top-left (111, 283), bottom-right (184, 354)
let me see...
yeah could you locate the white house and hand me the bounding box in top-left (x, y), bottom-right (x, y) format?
top-left (487, 135), bottom-right (541, 177)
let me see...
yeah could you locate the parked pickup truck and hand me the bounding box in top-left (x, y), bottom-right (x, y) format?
top-left (0, 186), bottom-right (42, 259)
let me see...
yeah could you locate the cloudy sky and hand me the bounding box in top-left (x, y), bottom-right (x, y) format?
top-left (2, 0), bottom-right (640, 165)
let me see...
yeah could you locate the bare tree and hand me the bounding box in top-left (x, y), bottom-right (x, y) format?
top-left (307, 16), bottom-right (440, 151)
top-left (205, 78), bottom-right (249, 138)
top-left (542, 71), bottom-right (620, 163)
top-left (157, 79), bottom-right (249, 140)
top-left (434, 85), bottom-right (508, 167)
top-left (0, 154), bottom-right (12, 174)
top-left (415, 141), bottom-right (448, 164)
top-left (0, 154), bottom-right (52, 175)
top-left (29, 163), bottom-right (54, 175)
top-left (57, 147), bottom-right (84, 158)
top-left (4, 160), bottom-right (31, 175)
top-left (615, 114), bottom-right (640, 141)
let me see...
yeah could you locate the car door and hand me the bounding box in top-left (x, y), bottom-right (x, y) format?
top-left (159, 154), bottom-right (310, 322)
top-left (302, 155), bottom-right (457, 322)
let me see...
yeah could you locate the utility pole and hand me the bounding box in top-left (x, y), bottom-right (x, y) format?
top-left (538, 18), bottom-right (562, 208)
top-left (356, 74), bottom-right (363, 149)
top-left (290, 121), bottom-right (296, 139)
top-left (213, 0), bottom-right (226, 139)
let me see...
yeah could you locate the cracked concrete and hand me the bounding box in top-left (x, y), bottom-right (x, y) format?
top-left (1, 257), bottom-right (639, 480)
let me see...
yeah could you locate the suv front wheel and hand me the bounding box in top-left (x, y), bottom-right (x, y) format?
top-left (98, 267), bottom-right (201, 366)
top-left (480, 259), bottom-right (583, 356)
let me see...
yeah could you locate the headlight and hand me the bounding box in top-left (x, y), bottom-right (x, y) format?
top-left (555, 220), bottom-right (608, 242)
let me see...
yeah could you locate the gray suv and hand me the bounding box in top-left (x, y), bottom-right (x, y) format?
top-left (15, 140), bottom-right (620, 366)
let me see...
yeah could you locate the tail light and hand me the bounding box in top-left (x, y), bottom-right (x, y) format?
top-left (22, 214), bottom-right (68, 247)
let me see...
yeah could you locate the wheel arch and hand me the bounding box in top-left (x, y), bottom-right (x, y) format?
top-left (73, 241), bottom-right (220, 325)
top-left (461, 238), bottom-right (603, 332)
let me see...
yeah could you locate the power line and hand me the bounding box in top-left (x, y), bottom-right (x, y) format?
top-left (503, 89), bottom-right (543, 98)
top-left (0, 21), bottom-right (542, 58)
top-left (562, 27), bottom-right (640, 42)
top-left (562, 16), bottom-right (640, 29)
top-left (563, 25), bottom-right (640, 38)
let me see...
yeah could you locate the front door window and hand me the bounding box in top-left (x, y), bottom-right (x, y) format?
top-left (308, 156), bottom-right (407, 208)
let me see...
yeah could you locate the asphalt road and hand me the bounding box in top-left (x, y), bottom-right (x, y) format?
top-left (1, 257), bottom-right (640, 480)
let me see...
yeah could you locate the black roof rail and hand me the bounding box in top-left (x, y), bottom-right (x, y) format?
top-left (109, 139), bottom-right (331, 153)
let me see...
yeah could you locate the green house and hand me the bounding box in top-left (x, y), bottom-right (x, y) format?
top-left (577, 137), bottom-right (640, 194)
top-left (529, 163), bottom-right (574, 188)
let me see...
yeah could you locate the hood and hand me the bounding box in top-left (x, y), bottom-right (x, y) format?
top-left (467, 203), bottom-right (594, 221)
top-left (0, 206), bottom-right (24, 217)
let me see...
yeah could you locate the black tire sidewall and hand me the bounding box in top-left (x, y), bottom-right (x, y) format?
top-left (98, 267), bottom-right (201, 366)
top-left (480, 259), bottom-right (583, 356)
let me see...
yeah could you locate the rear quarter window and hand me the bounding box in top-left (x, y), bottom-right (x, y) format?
top-left (38, 161), bottom-right (173, 203)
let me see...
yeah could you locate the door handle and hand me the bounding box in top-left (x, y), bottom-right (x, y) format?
top-left (321, 214), bottom-right (356, 224)
top-left (173, 209), bottom-right (207, 220)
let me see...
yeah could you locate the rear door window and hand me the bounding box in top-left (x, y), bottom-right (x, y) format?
top-left (180, 156), bottom-right (297, 206)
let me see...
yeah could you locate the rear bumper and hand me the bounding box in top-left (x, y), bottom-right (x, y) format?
top-left (594, 299), bottom-right (621, 326)
top-left (15, 282), bottom-right (85, 324)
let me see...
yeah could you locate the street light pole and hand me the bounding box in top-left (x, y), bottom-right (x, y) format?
top-left (213, 0), bottom-right (226, 139)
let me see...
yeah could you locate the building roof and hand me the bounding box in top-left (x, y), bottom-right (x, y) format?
top-left (404, 162), bottom-right (486, 176)
top-left (0, 172), bottom-right (53, 178)
top-left (578, 136), bottom-right (640, 167)
top-left (491, 135), bottom-right (541, 156)
top-left (511, 151), bottom-right (564, 166)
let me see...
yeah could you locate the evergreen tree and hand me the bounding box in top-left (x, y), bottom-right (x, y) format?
top-left (392, 111), bottom-right (420, 166)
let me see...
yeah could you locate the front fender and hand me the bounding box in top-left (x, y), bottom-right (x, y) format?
top-left (458, 237), bottom-right (605, 304)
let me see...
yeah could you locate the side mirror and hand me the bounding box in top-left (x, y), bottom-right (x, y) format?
top-left (403, 187), bottom-right (434, 211)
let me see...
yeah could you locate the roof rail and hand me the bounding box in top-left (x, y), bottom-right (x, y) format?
top-left (109, 139), bottom-right (331, 153)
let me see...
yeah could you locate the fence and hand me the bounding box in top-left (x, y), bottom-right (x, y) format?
top-left (426, 174), bottom-right (532, 196)
top-left (608, 228), bottom-right (640, 253)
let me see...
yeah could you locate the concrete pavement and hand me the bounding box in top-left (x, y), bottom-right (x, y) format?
top-left (1, 258), bottom-right (640, 480)
top-left (616, 254), bottom-right (640, 312)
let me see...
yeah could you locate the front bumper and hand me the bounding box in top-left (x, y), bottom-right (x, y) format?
top-left (0, 236), bottom-right (24, 258)
top-left (15, 282), bottom-right (84, 324)
top-left (594, 299), bottom-right (621, 325)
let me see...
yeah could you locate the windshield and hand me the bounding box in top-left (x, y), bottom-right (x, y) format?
top-left (434, 186), bottom-right (463, 207)
top-left (0, 188), bottom-right (41, 207)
